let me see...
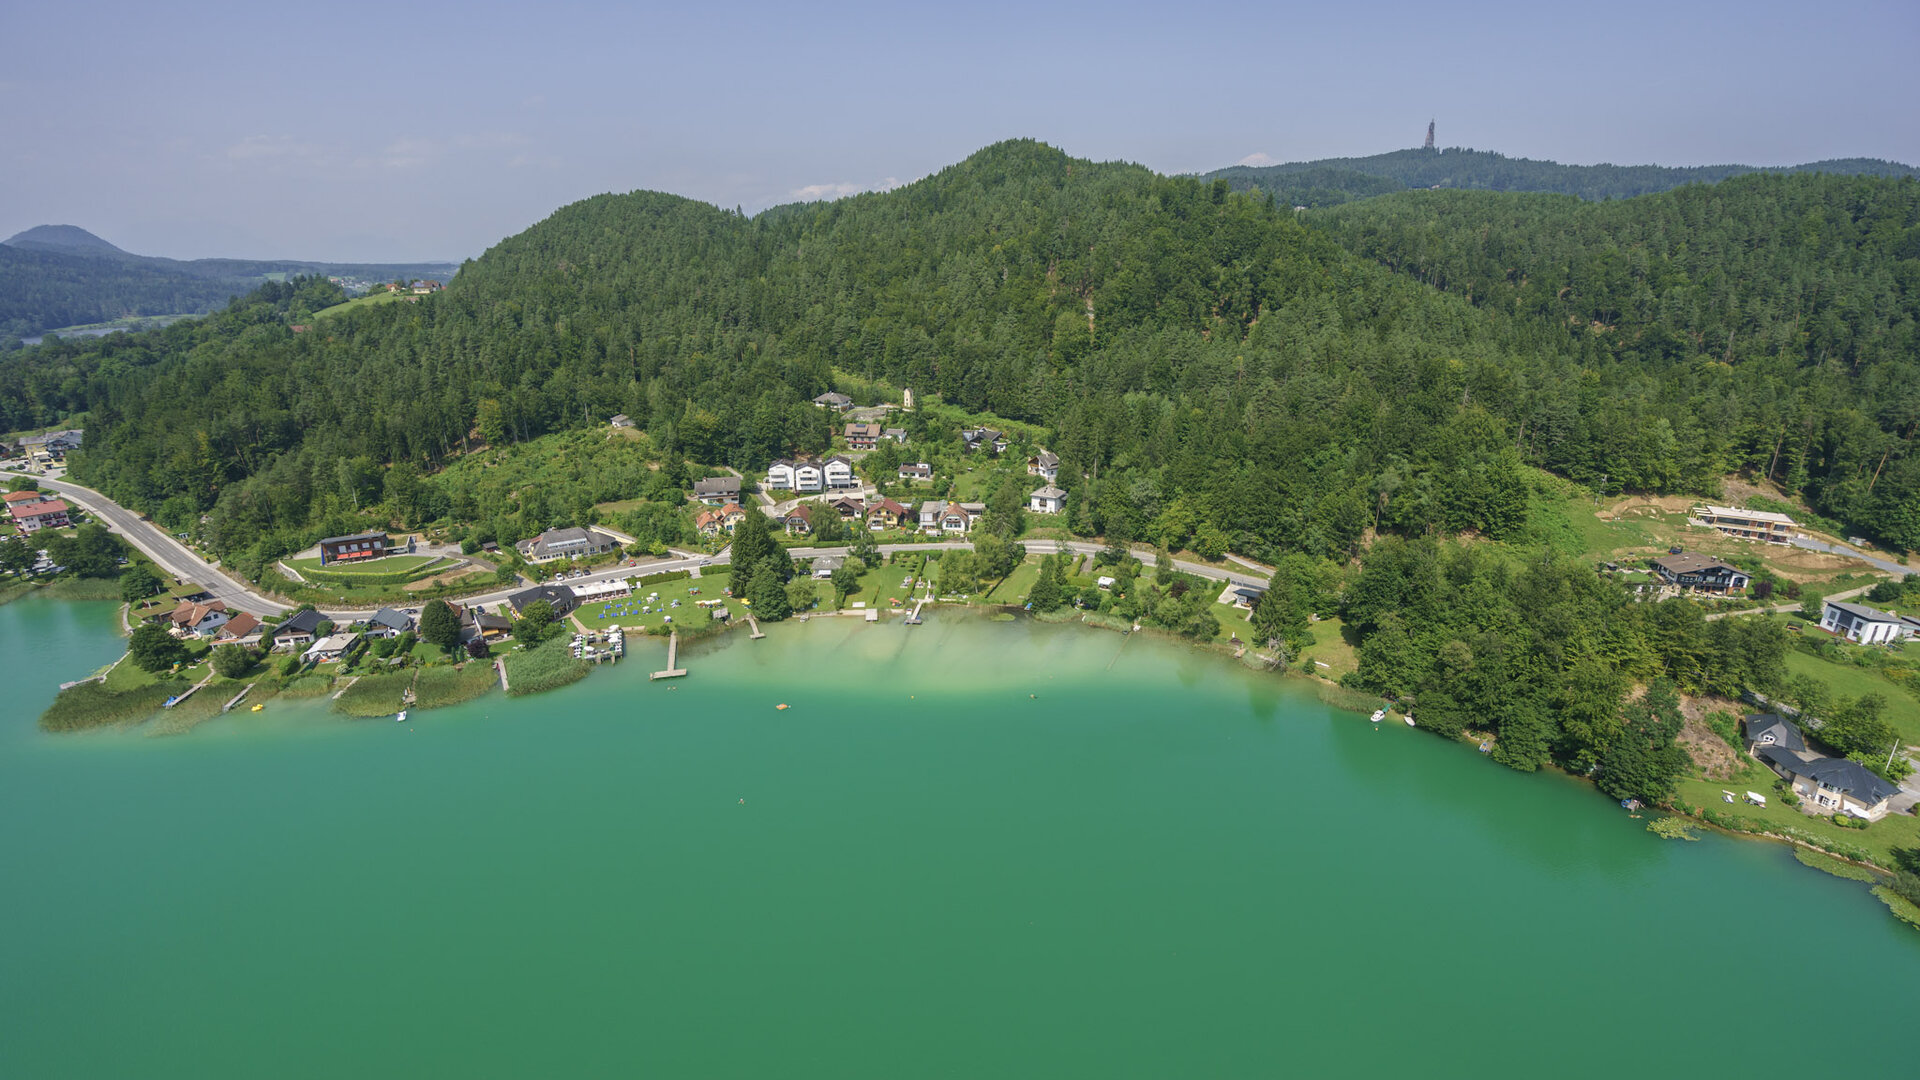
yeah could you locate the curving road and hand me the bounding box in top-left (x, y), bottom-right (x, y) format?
top-left (6, 470), bottom-right (294, 616)
top-left (5, 466), bottom-right (1271, 619)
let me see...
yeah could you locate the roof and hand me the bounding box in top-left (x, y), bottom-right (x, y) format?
top-left (1789, 754), bottom-right (1901, 804)
top-left (1825, 600), bottom-right (1906, 625)
top-left (786, 505), bottom-right (813, 523)
top-left (1650, 553), bottom-right (1743, 576)
top-left (899, 462), bottom-right (932, 474)
top-left (1031, 485), bottom-right (1067, 500)
top-left (1699, 505), bottom-right (1797, 525)
top-left (306, 633), bottom-right (359, 654)
top-left (1034, 450), bottom-right (1059, 467)
top-left (1234, 586), bottom-right (1267, 600)
top-left (1743, 713), bottom-right (1806, 752)
top-left (871, 498), bottom-right (909, 514)
top-left (508, 585), bottom-right (576, 611)
top-left (813, 391), bottom-right (851, 405)
top-left (609, 414), bottom-right (633, 426)
top-left (370, 608), bottom-right (412, 631)
top-left (882, 428), bottom-right (907, 438)
top-left (830, 497), bottom-right (864, 511)
top-left (2, 490), bottom-right (46, 503)
top-left (693, 476), bottom-right (740, 495)
top-left (273, 609), bottom-right (328, 636)
top-left (217, 612), bottom-right (261, 639)
top-left (813, 556), bottom-right (844, 572)
top-left (8, 498), bottom-right (68, 519)
top-left (844, 422), bottom-right (881, 437)
top-left (319, 530), bottom-right (389, 546)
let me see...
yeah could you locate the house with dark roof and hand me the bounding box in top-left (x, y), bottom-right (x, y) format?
top-left (364, 608), bottom-right (414, 639)
top-left (844, 422), bottom-right (882, 450)
top-left (783, 505), bottom-right (814, 536)
top-left (266, 609), bottom-right (329, 651)
top-left (813, 391), bottom-right (852, 410)
top-left (1028, 450), bottom-right (1060, 481)
top-left (693, 476), bottom-right (740, 505)
top-left (1756, 746), bottom-right (1901, 821)
top-left (507, 584), bottom-right (579, 618)
top-left (1742, 713), bottom-right (1806, 755)
top-left (829, 497), bottom-right (865, 521)
top-left (1819, 600), bottom-right (1920, 646)
top-left (897, 462), bottom-right (932, 483)
top-left (1649, 553), bottom-right (1750, 594)
top-left (318, 531), bottom-right (399, 566)
top-left (961, 427), bottom-right (1007, 455)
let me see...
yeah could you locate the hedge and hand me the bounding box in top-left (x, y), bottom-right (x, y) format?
top-left (636, 569), bottom-right (692, 586)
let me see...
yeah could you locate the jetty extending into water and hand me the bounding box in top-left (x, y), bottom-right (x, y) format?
top-left (747, 614), bottom-right (765, 640)
top-left (651, 630), bottom-right (687, 680)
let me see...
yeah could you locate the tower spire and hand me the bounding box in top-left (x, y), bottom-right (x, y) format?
top-left (1424, 119), bottom-right (1435, 151)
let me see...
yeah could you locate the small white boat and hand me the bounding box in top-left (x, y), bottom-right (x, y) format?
top-left (1370, 709), bottom-right (1385, 724)
top-left (396, 710), bottom-right (408, 723)
top-left (1404, 715), bottom-right (1415, 727)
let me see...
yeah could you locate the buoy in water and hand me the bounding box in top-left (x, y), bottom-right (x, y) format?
top-left (776, 703), bottom-right (789, 711)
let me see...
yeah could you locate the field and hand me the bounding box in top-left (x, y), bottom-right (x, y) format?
top-left (1674, 759), bottom-right (1920, 869)
top-left (1783, 648), bottom-right (1920, 747)
top-left (1296, 615), bottom-right (1360, 681)
top-left (569, 572), bottom-right (738, 631)
top-left (312, 291), bottom-right (406, 320)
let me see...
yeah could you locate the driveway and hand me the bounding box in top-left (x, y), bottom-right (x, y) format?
top-left (1791, 536), bottom-right (1913, 579)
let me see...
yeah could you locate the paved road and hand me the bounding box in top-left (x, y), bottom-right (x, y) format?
top-left (5, 470), bottom-right (295, 617)
top-left (1791, 536), bottom-right (1913, 579)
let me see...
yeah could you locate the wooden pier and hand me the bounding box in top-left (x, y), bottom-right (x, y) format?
top-left (747, 614), bottom-right (765, 640)
top-left (651, 630), bottom-right (687, 680)
top-left (221, 682), bottom-right (257, 713)
top-left (905, 593), bottom-right (930, 625)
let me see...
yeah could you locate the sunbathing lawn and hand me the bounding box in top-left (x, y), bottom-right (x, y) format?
top-left (1675, 759), bottom-right (1920, 869)
top-left (979, 557), bottom-right (1043, 605)
top-left (1783, 649), bottom-right (1920, 747)
top-left (570, 573), bottom-right (739, 633)
top-left (1297, 615), bottom-right (1359, 681)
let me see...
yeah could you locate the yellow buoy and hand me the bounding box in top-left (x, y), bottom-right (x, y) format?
top-left (776, 703), bottom-right (789, 711)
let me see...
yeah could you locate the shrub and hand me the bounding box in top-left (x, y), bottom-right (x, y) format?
top-left (503, 636), bottom-right (589, 697)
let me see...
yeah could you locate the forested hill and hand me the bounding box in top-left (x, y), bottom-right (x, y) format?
top-left (4, 137), bottom-right (1920, 574)
top-left (0, 225), bottom-right (459, 342)
top-left (1310, 172), bottom-right (1920, 545)
top-left (1207, 147), bottom-right (1920, 207)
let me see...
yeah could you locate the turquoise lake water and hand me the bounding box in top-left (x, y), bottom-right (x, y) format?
top-left (3, 595), bottom-right (1915, 1077)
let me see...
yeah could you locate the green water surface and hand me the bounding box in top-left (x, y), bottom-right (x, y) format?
top-left (3, 597), bottom-right (1915, 1077)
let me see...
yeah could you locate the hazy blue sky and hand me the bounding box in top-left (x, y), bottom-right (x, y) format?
top-left (4, 0), bottom-right (1915, 262)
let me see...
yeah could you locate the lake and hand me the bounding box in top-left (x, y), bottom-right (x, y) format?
top-left (3, 596), bottom-right (1915, 1077)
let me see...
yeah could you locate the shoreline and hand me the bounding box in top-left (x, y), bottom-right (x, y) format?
top-left (29, 589), bottom-right (1920, 929)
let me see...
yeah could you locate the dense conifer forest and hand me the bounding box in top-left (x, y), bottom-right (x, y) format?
top-left (4, 137), bottom-right (1918, 797)
top-left (1207, 146), bottom-right (1919, 205)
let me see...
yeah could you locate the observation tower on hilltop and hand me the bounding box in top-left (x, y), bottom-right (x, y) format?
top-left (1423, 120), bottom-right (1435, 150)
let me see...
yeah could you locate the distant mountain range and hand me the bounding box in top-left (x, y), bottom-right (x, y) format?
top-left (0, 225), bottom-right (460, 341)
top-left (1204, 147), bottom-right (1920, 208)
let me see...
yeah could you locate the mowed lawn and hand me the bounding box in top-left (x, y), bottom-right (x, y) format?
top-left (570, 574), bottom-right (738, 632)
top-left (286, 554), bottom-right (443, 576)
top-left (1675, 763), bottom-right (1920, 868)
top-left (1784, 649), bottom-right (1920, 747)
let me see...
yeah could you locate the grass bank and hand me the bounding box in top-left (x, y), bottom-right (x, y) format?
top-left (333, 672), bottom-right (413, 718)
top-left (40, 679), bottom-right (187, 732)
top-left (413, 663), bottom-right (499, 709)
top-left (504, 636), bottom-right (589, 697)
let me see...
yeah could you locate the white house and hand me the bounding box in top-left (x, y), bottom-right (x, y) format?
top-left (303, 632), bottom-right (361, 664)
top-left (1820, 600), bottom-right (1920, 645)
top-left (1028, 450), bottom-right (1060, 482)
top-left (793, 461), bottom-right (824, 493)
top-left (766, 460), bottom-right (796, 491)
top-left (1029, 484), bottom-right (1066, 514)
top-left (823, 456), bottom-right (856, 489)
top-left (898, 463), bottom-right (932, 482)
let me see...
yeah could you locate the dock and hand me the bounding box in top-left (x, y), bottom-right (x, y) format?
top-left (221, 682), bottom-right (256, 713)
top-left (905, 593), bottom-right (930, 625)
top-left (747, 614), bottom-right (765, 640)
top-left (650, 630), bottom-right (687, 680)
